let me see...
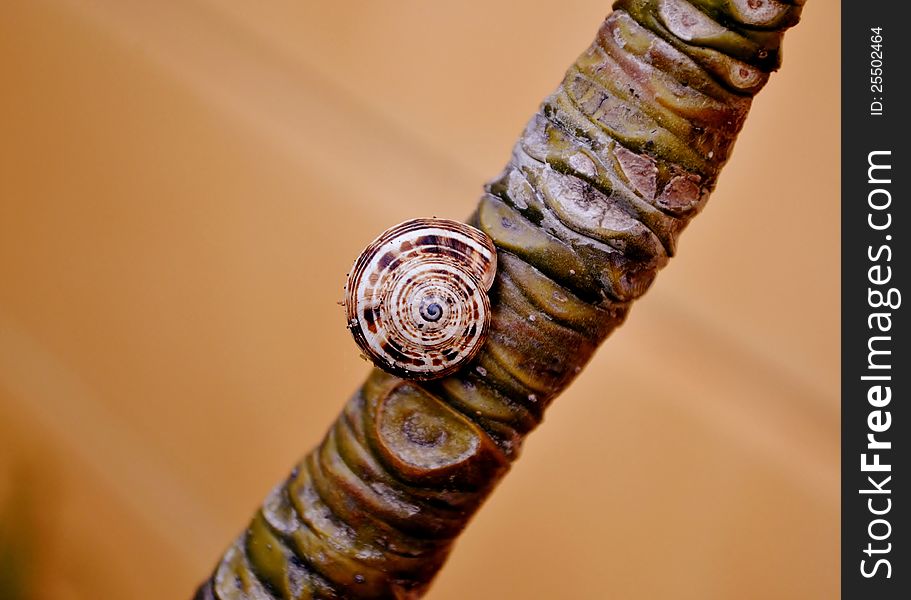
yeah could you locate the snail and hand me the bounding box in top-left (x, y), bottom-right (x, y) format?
top-left (344, 218), bottom-right (497, 380)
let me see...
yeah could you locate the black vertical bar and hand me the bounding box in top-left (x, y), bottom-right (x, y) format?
top-left (842, 1), bottom-right (908, 598)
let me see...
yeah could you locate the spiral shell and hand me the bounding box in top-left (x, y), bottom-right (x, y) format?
top-left (344, 218), bottom-right (497, 380)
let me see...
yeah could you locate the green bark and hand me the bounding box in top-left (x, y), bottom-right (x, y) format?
top-left (196, 1), bottom-right (804, 597)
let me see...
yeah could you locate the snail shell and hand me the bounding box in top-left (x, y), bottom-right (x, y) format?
top-left (345, 218), bottom-right (497, 380)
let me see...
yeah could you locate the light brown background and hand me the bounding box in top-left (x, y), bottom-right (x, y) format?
top-left (1, 1), bottom-right (839, 598)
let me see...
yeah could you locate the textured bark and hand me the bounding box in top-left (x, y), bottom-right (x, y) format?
top-left (196, 1), bottom-right (805, 597)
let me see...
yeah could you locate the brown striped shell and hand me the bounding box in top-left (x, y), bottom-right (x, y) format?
top-left (344, 218), bottom-right (497, 380)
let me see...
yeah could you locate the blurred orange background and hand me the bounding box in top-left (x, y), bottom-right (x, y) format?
top-left (1, 1), bottom-right (839, 598)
